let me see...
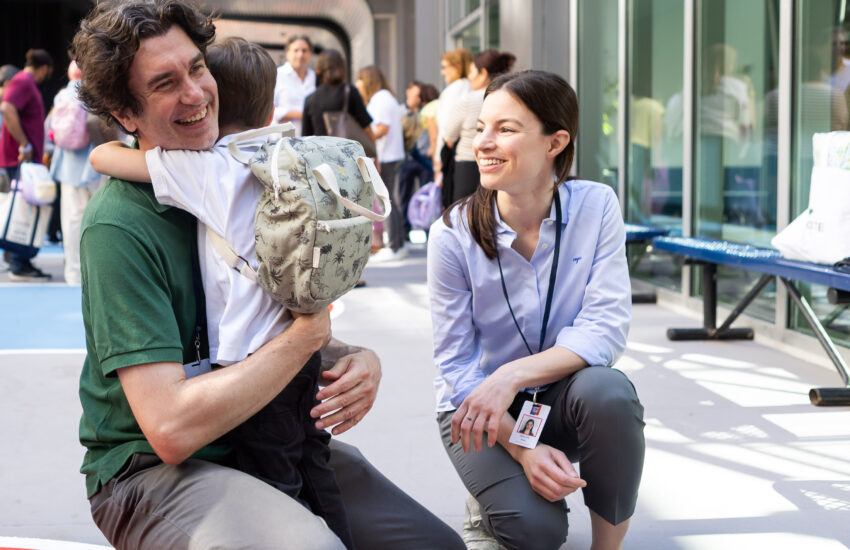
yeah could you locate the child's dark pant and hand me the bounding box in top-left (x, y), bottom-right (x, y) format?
top-left (229, 351), bottom-right (354, 549)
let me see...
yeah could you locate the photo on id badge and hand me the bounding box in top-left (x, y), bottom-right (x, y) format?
top-left (509, 400), bottom-right (550, 449)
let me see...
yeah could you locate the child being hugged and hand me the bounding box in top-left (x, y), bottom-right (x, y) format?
top-left (89, 37), bottom-right (354, 549)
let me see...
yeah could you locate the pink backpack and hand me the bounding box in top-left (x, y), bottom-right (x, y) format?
top-left (51, 87), bottom-right (90, 150)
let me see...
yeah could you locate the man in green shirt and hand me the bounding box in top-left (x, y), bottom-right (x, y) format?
top-left (73, 1), bottom-right (463, 549)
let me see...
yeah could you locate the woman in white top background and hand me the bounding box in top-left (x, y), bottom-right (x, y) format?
top-left (356, 65), bottom-right (407, 261)
top-left (427, 70), bottom-right (645, 550)
top-left (442, 49), bottom-right (515, 206)
top-left (434, 48), bottom-right (471, 209)
top-left (273, 35), bottom-right (316, 136)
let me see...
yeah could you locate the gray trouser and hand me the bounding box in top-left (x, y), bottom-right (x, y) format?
top-left (90, 440), bottom-right (465, 550)
top-left (438, 366), bottom-right (645, 550)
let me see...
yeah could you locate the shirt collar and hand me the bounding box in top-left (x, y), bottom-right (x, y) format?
top-left (281, 62), bottom-right (314, 82)
top-left (493, 182), bottom-right (569, 239)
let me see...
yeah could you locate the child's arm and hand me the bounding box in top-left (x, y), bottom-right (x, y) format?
top-left (89, 141), bottom-right (152, 183)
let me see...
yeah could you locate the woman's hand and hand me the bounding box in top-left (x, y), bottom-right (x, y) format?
top-left (514, 444), bottom-right (586, 502)
top-left (451, 368), bottom-right (521, 453)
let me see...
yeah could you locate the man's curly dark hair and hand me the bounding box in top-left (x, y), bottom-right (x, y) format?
top-left (72, 0), bottom-right (216, 127)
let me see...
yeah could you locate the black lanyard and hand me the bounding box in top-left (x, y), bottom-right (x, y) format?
top-left (495, 188), bottom-right (562, 362)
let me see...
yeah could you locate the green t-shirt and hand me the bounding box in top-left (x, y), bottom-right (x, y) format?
top-left (78, 176), bottom-right (231, 498)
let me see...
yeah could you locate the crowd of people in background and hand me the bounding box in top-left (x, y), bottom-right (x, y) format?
top-left (0, 36), bottom-right (518, 283)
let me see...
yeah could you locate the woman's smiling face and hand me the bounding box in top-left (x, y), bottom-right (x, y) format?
top-left (473, 90), bottom-right (554, 194)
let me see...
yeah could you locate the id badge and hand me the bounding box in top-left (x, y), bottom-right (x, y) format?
top-left (508, 400), bottom-right (550, 449)
top-left (183, 358), bottom-right (211, 379)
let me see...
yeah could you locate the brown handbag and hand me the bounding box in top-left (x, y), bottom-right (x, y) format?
top-left (322, 85), bottom-right (377, 158)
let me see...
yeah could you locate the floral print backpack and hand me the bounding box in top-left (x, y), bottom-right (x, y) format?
top-left (213, 123), bottom-right (391, 313)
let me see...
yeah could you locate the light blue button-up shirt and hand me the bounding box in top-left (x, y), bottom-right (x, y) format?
top-left (427, 179), bottom-right (631, 412)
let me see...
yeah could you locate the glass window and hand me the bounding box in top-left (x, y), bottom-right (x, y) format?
top-left (694, 0), bottom-right (780, 322)
top-left (789, 1), bottom-right (850, 345)
top-left (447, 0), bottom-right (493, 54)
top-left (448, 0), bottom-right (482, 28)
top-left (626, 0), bottom-right (685, 291)
top-left (577, 0), bottom-right (619, 190)
top-left (447, 0), bottom-right (465, 27)
top-left (486, 0), bottom-right (500, 50)
top-left (454, 21), bottom-right (482, 54)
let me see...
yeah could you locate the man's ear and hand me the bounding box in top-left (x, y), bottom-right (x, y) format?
top-left (111, 109), bottom-right (138, 135)
top-left (547, 130), bottom-right (570, 158)
top-left (265, 106), bottom-right (274, 126)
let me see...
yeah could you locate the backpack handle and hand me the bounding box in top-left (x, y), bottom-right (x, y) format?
top-left (227, 122), bottom-right (297, 164)
top-left (312, 157), bottom-right (392, 222)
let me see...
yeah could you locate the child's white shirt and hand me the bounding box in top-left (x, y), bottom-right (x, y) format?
top-left (145, 135), bottom-right (292, 365)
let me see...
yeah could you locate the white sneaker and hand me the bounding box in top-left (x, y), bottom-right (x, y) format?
top-left (462, 494), bottom-right (503, 550)
top-left (370, 246), bottom-right (409, 263)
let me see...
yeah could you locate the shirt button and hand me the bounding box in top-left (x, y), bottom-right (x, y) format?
top-left (541, 243), bottom-right (549, 249)
top-left (546, 221), bottom-right (553, 226)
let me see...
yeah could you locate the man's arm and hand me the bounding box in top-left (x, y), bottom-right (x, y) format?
top-left (311, 337), bottom-right (382, 435)
top-left (118, 309), bottom-right (331, 465)
top-left (89, 141), bottom-right (151, 182)
top-left (0, 101), bottom-right (31, 162)
top-left (319, 337), bottom-right (365, 371)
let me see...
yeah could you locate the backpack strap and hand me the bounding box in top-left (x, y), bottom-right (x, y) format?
top-left (342, 85), bottom-right (350, 115)
top-left (205, 226), bottom-right (259, 282)
top-left (227, 123), bottom-right (297, 164)
top-left (312, 157), bottom-right (392, 222)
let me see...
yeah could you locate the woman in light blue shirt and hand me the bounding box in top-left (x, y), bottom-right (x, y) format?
top-left (427, 70), bottom-right (645, 550)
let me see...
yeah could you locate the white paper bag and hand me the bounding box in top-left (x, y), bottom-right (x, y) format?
top-left (772, 133), bottom-right (850, 264)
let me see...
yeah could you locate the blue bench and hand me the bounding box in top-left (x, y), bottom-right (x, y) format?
top-left (625, 224), bottom-right (669, 243)
top-left (652, 235), bottom-right (850, 406)
top-left (624, 224), bottom-right (669, 304)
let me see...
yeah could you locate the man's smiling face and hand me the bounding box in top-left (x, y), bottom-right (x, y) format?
top-left (113, 25), bottom-right (218, 152)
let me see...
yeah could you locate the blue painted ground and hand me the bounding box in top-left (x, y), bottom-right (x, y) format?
top-left (0, 285), bottom-right (84, 350)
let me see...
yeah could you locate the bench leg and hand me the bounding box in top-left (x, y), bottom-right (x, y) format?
top-left (632, 291), bottom-right (657, 304)
top-left (781, 278), bottom-right (850, 406)
top-left (666, 263), bottom-right (760, 341)
top-left (628, 241), bottom-right (657, 304)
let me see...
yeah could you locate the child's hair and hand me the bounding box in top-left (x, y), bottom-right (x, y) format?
top-left (206, 37), bottom-right (276, 129)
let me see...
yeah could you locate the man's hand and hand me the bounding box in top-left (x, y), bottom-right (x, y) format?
top-left (311, 348), bottom-right (381, 435)
top-left (514, 444), bottom-right (586, 502)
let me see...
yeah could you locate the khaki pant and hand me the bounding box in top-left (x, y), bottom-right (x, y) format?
top-left (90, 440), bottom-right (465, 550)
